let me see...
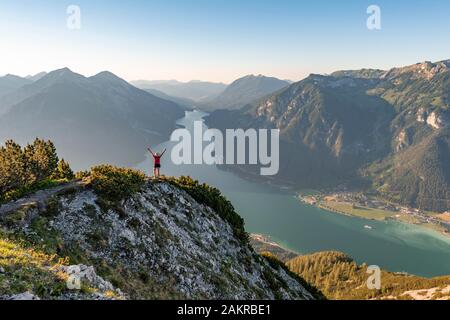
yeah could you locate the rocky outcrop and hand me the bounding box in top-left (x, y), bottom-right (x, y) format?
top-left (416, 108), bottom-right (450, 129)
top-left (0, 181), bottom-right (314, 300)
top-left (3, 292), bottom-right (40, 300)
top-left (382, 61), bottom-right (450, 80)
top-left (426, 111), bottom-right (450, 129)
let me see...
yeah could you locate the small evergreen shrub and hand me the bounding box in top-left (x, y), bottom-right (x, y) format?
top-left (75, 170), bottom-right (91, 180)
top-left (52, 159), bottom-right (74, 180)
top-left (90, 165), bottom-right (146, 201)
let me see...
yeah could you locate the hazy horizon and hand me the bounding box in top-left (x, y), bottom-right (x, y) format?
top-left (2, 56), bottom-right (450, 85)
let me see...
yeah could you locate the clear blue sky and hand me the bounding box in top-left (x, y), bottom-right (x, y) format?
top-left (1, 0), bottom-right (449, 82)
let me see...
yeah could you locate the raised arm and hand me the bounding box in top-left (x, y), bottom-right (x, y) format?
top-left (160, 148), bottom-right (167, 157)
top-left (147, 147), bottom-right (155, 156)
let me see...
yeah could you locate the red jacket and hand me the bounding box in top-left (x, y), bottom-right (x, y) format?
top-left (153, 155), bottom-right (161, 165)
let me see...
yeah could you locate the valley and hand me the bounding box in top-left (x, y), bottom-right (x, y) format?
top-left (2, 0), bottom-right (450, 303)
top-left (1, 60), bottom-right (450, 300)
top-left (299, 192), bottom-right (450, 236)
top-left (205, 60), bottom-right (450, 213)
top-left (138, 110), bottom-right (450, 278)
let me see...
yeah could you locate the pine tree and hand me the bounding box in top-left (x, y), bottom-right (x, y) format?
top-left (0, 140), bottom-right (27, 194)
top-left (53, 159), bottom-right (74, 180)
top-left (25, 138), bottom-right (59, 182)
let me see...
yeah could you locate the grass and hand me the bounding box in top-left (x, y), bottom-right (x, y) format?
top-left (0, 237), bottom-right (68, 298)
top-left (0, 235), bottom-right (125, 299)
top-left (319, 201), bottom-right (449, 234)
top-left (319, 201), bottom-right (396, 221)
top-left (430, 212), bottom-right (450, 223)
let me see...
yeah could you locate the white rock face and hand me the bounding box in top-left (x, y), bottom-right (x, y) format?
top-left (3, 292), bottom-right (40, 300)
top-left (1, 181), bottom-right (313, 300)
top-left (416, 108), bottom-right (427, 123)
top-left (46, 182), bottom-right (313, 300)
top-left (59, 264), bottom-right (120, 296)
top-left (416, 108), bottom-right (450, 129)
top-left (427, 112), bottom-right (441, 129)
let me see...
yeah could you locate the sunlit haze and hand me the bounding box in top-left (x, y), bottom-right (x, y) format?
top-left (1, 0), bottom-right (450, 82)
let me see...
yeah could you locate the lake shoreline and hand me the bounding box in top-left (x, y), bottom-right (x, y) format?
top-left (137, 110), bottom-right (450, 278)
top-left (298, 193), bottom-right (450, 239)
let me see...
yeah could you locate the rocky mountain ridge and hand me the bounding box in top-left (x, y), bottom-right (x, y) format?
top-left (0, 177), bottom-right (314, 300)
top-left (206, 59), bottom-right (450, 211)
top-left (201, 74), bottom-right (290, 111)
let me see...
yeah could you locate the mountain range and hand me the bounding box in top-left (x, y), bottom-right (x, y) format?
top-left (141, 88), bottom-right (195, 109)
top-left (206, 60), bottom-right (450, 212)
top-left (199, 75), bottom-right (290, 111)
top-left (131, 79), bottom-right (227, 103)
top-left (0, 68), bottom-right (184, 170)
top-left (25, 72), bottom-right (48, 82)
top-left (0, 74), bottom-right (32, 98)
top-left (2, 61), bottom-right (449, 211)
top-left (132, 75), bottom-right (290, 111)
top-left (0, 70), bottom-right (292, 172)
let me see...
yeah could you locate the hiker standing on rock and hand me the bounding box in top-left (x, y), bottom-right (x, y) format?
top-left (148, 147), bottom-right (166, 178)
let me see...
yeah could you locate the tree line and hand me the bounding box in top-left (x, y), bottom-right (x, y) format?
top-left (286, 251), bottom-right (450, 300)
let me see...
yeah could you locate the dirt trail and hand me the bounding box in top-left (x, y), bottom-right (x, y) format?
top-left (0, 181), bottom-right (86, 218)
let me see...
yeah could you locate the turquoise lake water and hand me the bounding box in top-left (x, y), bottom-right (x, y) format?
top-left (136, 110), bottom-right (450, 277)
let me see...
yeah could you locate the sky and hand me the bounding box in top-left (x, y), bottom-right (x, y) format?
top-left (0, 0), bottom-right (449, 83)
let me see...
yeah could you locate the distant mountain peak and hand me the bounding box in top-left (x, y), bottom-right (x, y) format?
top-left (241, 74), bottom-right (272, 80)
top-left (382, 60), bottom-right (450, 80)
top-left (201, 74), bottom-right (290, 111)
top-left (45, 67), bottom-right (81, 78)
top-left (131, 79), bottom-right (227, 102)
top-left (330, 69), bottom-right (386, 79)
top-left (92, 70), bottom-right (121, 79)
top-left (54, 67), bottom-right (74, 73)
top-left (91, 71), bottom-right (127, 82)
top-left (3, 74), bottom-right (25, 80)
top-left (36, 68), bottom-right (86, 86)
top-left (26, 72), bottom-right (48, 82)
top-left (90, 71), bottom-right (134, 91)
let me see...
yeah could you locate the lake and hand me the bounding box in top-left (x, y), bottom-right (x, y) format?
top-left (136, 110), bottom-right (450, 277)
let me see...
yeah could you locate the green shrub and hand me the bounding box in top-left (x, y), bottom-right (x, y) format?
top-left (75, 170), bottom-right (91, 180)
top-left (52, 159), bottom-right (74, 180)
top-left (0, 139), bottom-right (72, 204)
top-left (90, 165), bottom-right (146, 201)
top-left (168, 176), bottom-right (248, 244)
